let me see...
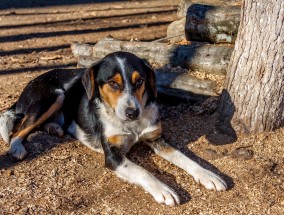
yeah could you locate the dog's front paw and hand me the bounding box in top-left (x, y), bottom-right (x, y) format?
top-left (146, 181), bottom-right (180, 206)
top-left (192, 168), bottom-right (227, 191)
top-left (9, 138), bottom-right (27, 160)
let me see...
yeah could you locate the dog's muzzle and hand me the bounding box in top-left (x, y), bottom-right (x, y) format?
top-left (125, 107), bottom-right (140, 120)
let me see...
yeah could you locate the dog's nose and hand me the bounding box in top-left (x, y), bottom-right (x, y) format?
top-left (125, 108), bottom-right (139, 120)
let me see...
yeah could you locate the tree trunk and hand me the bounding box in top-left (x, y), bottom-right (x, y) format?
top-left (218, 0), bottom-right (284, 134)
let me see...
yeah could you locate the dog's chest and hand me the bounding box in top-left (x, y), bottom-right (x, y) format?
top-left (99, 103), bottom-right (160, 154)
top-left (107, 119), bottom-right (158, 154)
top-left (106, 117), bottom-right (150, 138)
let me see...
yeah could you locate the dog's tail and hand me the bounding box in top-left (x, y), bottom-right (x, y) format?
top-left (0, 103), bottom-right (21, 143)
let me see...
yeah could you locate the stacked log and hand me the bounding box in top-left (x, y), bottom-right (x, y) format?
top-left (155, 69), bottom-right (216, 97)
top-left (168, 0), bottom-right (241, 43)
top-left (71, 38), bottom-right (223, 100)
top-left (71, 37), bottom-right (233, 74)
top-left (71, 0), bottom-right (242, 101)
top-left (184, 4), bottom-right (240, 43)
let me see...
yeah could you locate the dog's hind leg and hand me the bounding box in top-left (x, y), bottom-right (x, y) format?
top-left (10, 90), bottom-right (65, 160)
top-left (0, 108), bottom-right (19, 144)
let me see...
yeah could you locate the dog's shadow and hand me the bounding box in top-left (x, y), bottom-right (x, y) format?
top-left (0, 131), bottom-right (72, 170)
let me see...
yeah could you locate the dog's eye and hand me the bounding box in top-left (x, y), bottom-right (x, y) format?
top-left (135, 79), bottom-right (144, 88)
top-left (108, 80), bottom-right (119, 89)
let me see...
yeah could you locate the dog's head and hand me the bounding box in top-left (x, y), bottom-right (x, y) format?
top-left (82, 51), bottom-right (157, 121)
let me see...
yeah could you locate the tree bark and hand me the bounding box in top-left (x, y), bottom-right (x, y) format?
top-left (218, 0), bottom-right (284, 134)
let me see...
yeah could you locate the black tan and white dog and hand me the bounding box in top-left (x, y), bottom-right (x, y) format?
top-left (0, 51), bottom-right (227, 205)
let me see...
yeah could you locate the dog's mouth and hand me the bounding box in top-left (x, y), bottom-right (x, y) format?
top-left (99, 100), bottom-right (139, 122)
top-left (122, 117), bottom-right (141, 122)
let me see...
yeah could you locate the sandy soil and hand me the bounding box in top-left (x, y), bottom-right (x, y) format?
top-left (0, 1), bottom-right (283, 214)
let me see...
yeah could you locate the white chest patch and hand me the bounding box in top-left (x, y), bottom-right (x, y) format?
top-left (98, 100), bottom-right (160, 144)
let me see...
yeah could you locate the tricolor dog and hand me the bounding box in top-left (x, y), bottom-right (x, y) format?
top-left (0, 52), bottom-right (227, 205)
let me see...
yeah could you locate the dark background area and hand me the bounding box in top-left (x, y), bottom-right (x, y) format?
top-left (0, 0), bottom-right (131, 10)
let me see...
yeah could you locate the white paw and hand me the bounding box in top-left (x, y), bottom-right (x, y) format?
top-left (9, 138), bottom-right (27, 160)
top-left (147, 181), bottom-right (180, 206)
top-left (192, 168), bottom-right (227, 191)
top-left (46, 123), bottom-right (64, 137)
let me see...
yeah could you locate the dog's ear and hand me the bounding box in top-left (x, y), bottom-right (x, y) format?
top-left (142, 59), bottom-right (157, 98)
top-left (82, 61), bottom-right (101, 100)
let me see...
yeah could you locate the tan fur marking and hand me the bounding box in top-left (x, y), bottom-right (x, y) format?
top-left (113, 73), bottom-right (123, 86)
top-left (132, 71), bottom-right (140, 84)
top-left (158, 143), bottom-right (175, 154)
top-left (12, 96), bottom-right (64, 139)
top-left (132, 71), bottom-right (146, 104)
top-left (99, 84), bottom-right (122, 109)
top-left (140, 126), bottom-right (162, 142)
top-left (20, 115), bottom-right (29, 126)
top-left (90, 67), bottom-right (95, 93)
top-left (12, 115), bottom-right (29, 134)
top-left (150, 139), bottom-right (175, 154)
top-left (107, 135), bottom-right (124, 146)
top-left (107, 134), bottom-right (136, 154)
top-left (135, 83), bottom-right (145, 105)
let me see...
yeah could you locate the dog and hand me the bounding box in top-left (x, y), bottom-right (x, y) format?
top-left (0, 51), bottom-right (227, 205)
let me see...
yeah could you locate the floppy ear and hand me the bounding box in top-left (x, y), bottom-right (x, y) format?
top-left (82, 61), bottom-right (101, 100)
top-left (142, 59), bottom-right (157, 98)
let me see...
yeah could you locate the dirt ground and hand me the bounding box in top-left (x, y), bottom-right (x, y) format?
top-left (0, 0), bottom-right (284, 214)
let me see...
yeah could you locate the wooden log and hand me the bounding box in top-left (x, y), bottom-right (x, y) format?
top-left (77, 55), bottom-right (97, 68)
top-left (172, 43), bottom-right (233, 73)
top-left (166, 18), bottom-right (186, 43)
top-left (155, 69), bottom-right (216, 96)
top-left (71, 37), bottom-right (233, 74)
top-left (75, 55), bottom-right (217, 99)
top-left (185, 4), bottom-right (241, 43)
top-left (71, 42), bottom-right (93, 57)
top-left (177, 0), bottom-right (242, 18)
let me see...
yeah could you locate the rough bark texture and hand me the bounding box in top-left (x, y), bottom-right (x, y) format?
top-left (218, 0), bottom-right (284, 134)
top-left (185, 4), bottom-right (241, 43)
top-left (71, 37), bottom-right (233, 74)
top-left (177, 0), bottom-right (242, 18)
